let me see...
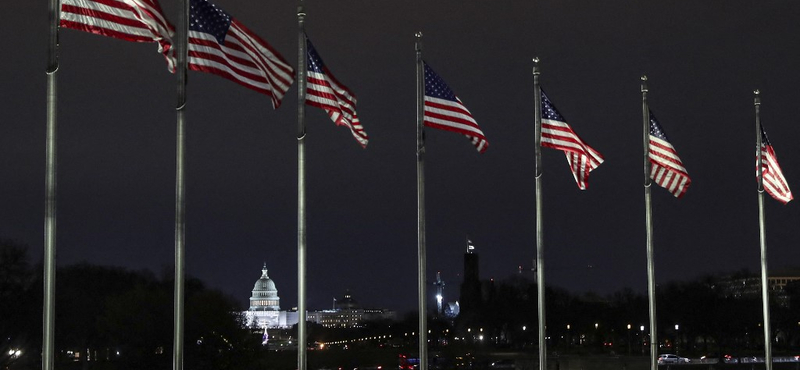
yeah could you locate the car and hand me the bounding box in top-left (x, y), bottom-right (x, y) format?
top-left (658, 354), bottom-right (690, 364)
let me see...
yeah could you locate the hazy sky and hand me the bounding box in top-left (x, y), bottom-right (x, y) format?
top-left (4, 0), bottom-right (800, 313)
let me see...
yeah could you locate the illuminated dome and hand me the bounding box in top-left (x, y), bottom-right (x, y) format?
top-left (250, 263), bottom-right (280, 311)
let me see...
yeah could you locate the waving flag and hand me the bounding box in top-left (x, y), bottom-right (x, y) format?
top-left (305, 36), bottom-right (368, 148)
top-left (540, 90), bottom-right (604, 189)
top-left (757, 126), bottom-right (792, 204)
top-left (648, 111), bottom-right (691, 198)
top-left (423, 62), bottom-right (488, 153)
top-left (188, 0), bottom-right (294, 108)
top-left (60, 0), bottom-right (175, 70)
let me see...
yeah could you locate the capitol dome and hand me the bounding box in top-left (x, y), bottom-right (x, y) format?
top-left (249, 263), bottom-right (280, 311)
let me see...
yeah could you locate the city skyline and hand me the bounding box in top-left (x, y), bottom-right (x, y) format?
top-left (3, 0), bottom-right (800, 314)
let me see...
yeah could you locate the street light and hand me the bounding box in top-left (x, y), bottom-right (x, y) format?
top-left (640, 326), bottom-right (645, 355)
top-left (627, 324), bottom-right (632, 355)
top-left (566, 324), bottom-right (571, 348)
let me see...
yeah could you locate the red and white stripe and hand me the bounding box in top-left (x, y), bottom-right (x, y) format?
top-left (60, 0), bottom-right (175, 70)
top-left (542, 118), bottom-right (604, 190)
top-left (306, 69), bottom-right (368, 147)
top-left (188, 20), bottom-right (294, 109)
top-left (758, 144), bottom-right (793, 204)
top-left (423, 96), bottom-right (488, 153)
top-left (649, 135), bottom-right (691, 198)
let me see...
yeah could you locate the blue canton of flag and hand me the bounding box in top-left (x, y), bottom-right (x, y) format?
top-left (423, 62), bottom-right (488, 153)
top-left (305, 36), bottom-right (368, 147)
top-left (539, 89), bottom-right (604, 189)
top-left (648, 111), bottom-right (691, 198)
top-left (189, 0), bottom-right (230, 44)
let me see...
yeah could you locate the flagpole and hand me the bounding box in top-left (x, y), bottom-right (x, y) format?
top-left (172, 0), bottom-right (189, 368)
top-left (415, 31), bottom-right (428, 370)
top-left (532, 57), bottom-right (546, 370)
top-left (43, 0), bottom-right (60, 367)
top-left (754, 90), bottom-right (773, 370)
top-left (641, 76), bottom-right (657, 370)
top-left (297, 4), bottom-right (308, 370)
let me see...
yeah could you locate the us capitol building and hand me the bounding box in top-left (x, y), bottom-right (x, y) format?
top-left (244, 264), bottom-right (396, 329)
top-left (243, 264), bottom-right (298, 329)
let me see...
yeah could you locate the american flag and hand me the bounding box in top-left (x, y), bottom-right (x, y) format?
top-left (648, 111), bottom-right (691, 198)
top-left (540, 90), bottom-right (604, 190)
top-left (60, 0), bottom-right (175, 70)
top-left (305, 36), bottom-right (368, 148)
top-left (757, 126), bottom-right (792, 204)
top-left (423, 62), bottom-right (488, 153)
top-left (188, 0), bottom-right (294, 109)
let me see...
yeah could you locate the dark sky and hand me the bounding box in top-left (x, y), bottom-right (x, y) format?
top-left (4, 1), bottom-right (800, 314)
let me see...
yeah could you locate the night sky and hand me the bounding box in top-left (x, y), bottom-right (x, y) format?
top-left (4, 1), bottom-right (800, 314)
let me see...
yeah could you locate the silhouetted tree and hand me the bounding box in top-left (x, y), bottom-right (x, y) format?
top-left (0, 240), bottom-right (37, 369)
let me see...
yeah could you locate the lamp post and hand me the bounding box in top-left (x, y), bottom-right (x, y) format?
top-left (640, 325), bottom-right (645, 355)
top-left (567, 324), bottom-right (571, 348)
top-left (674, 324), bottom-right (679, 355)
top-left (627, 324), bottom-right (632, 355)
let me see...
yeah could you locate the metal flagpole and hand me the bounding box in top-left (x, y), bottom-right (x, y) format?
top-left (172, 0), bottom-right (189, 368)
top-left (297, 5), bottom-right (308, 370)
top-left (532, 58), bottom-right (546, 370)
top-left (415, 31), bottom-right (428, 370)
top-left (43, 0), bottom-right (60, 367)
top-left (754, 90), bottom-right (773, 370)
top-left (641, 76), bottom-right (657, 370)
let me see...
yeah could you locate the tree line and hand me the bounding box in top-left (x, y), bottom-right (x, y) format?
top-left (3, 239), bottom-right (799, 369)
top-left (0, 240), bottom-right (265, 370)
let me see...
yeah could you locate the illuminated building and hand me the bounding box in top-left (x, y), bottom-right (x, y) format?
top-left (307, 291), bottom-right (396, 328)
top-left (244, 264), bottom-right (298, 329)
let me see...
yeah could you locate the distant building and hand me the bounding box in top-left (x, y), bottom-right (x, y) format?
top-left (243, 265), bottom-right (396, 329)
top-left (459, 239), bottom-right (482, 316)
top-left (713, 271), bottom-right (800, 307)
top-left (307, 291), bottom-right (396, 328)
top-left (243, 264), bottom-right (298, 329)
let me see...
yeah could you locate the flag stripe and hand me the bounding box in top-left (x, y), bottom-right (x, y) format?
top-left (304, 37), bottom-right (368, 147)
top-left (423, 62), bottom-right (488, 153)
top-left (60, 0), bottom-right (175, 70)
top-left (424, 98), bottom-right (487, 137)
top-left (758, 128), bottom-right (792, 203)
top-left (539, 91), bottom-right (604, 190)
top-left (648, 111), bottom-right (691, 198)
